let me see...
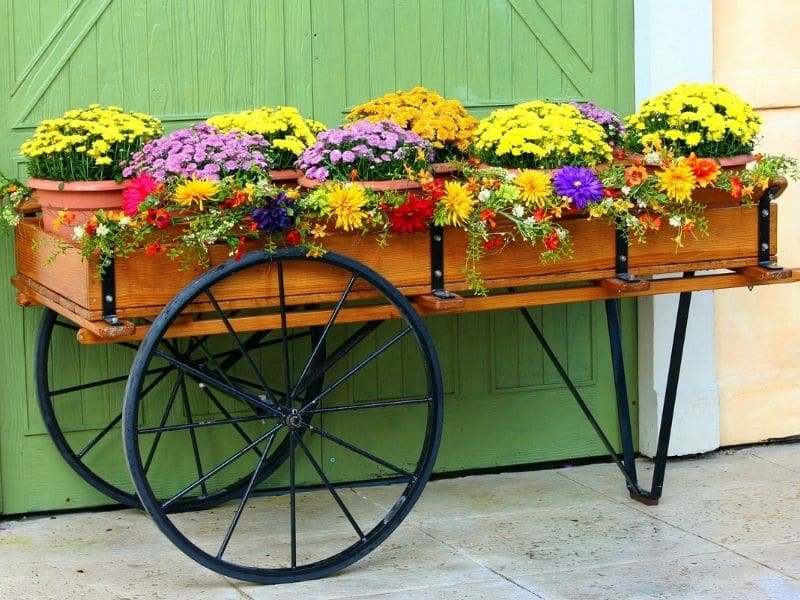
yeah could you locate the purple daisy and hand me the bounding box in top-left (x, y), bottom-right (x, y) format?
top-left (552, 166), bottom-right (604, 209)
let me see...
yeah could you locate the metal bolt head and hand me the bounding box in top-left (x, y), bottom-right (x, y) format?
top-left (433, 269), bottom-right (443, 278)
top-left (761, 209), bottom-right (769, 217)
top-left (761, 243), bottom-right (769, 251)
top-left (433, 234), bottom-right (442, 242)
top-left (104, 294), bottom-right (114, 303)
top-left (618, 255), bottom-right (628, 263)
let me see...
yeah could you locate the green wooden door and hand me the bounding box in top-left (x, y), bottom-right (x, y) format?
top-left (0, 0), bottom-right (635, 514)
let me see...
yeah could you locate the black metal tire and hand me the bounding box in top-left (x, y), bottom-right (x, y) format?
top-left (122, 248), bottom-right (444, 584)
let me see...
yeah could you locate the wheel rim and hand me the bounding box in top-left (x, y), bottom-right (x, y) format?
top-left (35, 307), bottom-right (322, 511)
top-left (123, 249), bottom-right (444, 583)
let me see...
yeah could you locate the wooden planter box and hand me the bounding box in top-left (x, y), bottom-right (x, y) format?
top-left (11, 197), bottom-right (797, 343)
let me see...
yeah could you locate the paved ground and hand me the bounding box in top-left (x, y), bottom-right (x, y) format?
top-left (1, 442), bottom-right (800, 599)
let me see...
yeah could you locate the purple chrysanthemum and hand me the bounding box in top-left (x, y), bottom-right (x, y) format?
top-left (569, 101), bottom-right (626, 145)
top-left (552, 166), bottom-right (604, 209)
top-left (122, 123), bottom-right (271, 182)
top-left (295, 119), bottom-right (434, 181)
top-left (251, 192), bottom-right (294, 233)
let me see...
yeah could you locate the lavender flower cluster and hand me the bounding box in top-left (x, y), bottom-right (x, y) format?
top-left (569, 102), bottom-right (626, 146)
top-left (295, 119), bottom-right (434, 182)
top-left (122, 123), bottom-right (271, 182)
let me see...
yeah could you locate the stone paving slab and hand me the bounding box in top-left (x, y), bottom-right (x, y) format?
top-left (1, 443), bottom-right (799, 599)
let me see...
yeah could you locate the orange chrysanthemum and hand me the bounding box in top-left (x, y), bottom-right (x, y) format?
top-left (686, 153), bottom-right (720, 188)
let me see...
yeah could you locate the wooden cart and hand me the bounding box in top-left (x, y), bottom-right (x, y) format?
top-left (11, 180), bottom-right (799, 583)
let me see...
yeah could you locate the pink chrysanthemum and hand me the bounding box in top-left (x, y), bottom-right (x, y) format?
top-left (122, 173), bottom-right (158, 216)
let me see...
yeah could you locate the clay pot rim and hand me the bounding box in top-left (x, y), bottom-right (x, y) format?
top-left (27, 178), bottom-right (128, 191)
top-left (298, 175), bottom-right (423, 191)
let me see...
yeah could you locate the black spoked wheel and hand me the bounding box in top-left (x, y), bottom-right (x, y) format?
top-left (36, 307), bottom-right (322, 511)
top-left (123, 248), bottom-right (444, 584)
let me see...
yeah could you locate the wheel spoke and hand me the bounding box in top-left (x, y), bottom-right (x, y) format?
top-left (290, 274), bottom-right (357, 399)
top-left (151, 348), bottom-right (281, 417)
top-left (296, 434), bottom-right (365, 541)
top-left (203, 289), bottom-right (279, 405)
top-left (179, 375), bottom-right (208, 497)
top-left (277, 263), bottom-right (293, 404)
top-left (289, 429), bottom-right (297, 569)
top-left (159, 422), bottom-right (284, 511)
top-left (137, 412), bottom-right (275, 435)
top-left (143, 373), bottom-right (183, 473)
top-left (293, 320), bottom-right (380, 399)
top-left (300, 326), bottom-right (412, 415)
top-left (75, 413), bottom-right (121, 459)
top-left (309, 396), bottom-right (432, 415)
top-left (216, 431), bottom-right (278, 559)
top-left (201, 386), bottom-right (264, 461)
top-left (305, 422), bottom-right (413, 478)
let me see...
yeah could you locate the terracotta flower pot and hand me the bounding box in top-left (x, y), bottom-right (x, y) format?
top-left (298, 175), bottom-right (422, 191)
top-left (268, 168), bottom-right (303, 187)
top-left (28, 178), bottom-right (127, 238)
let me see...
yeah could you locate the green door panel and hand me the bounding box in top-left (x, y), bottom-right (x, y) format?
top-left (0, 0), bottom-right (635, 513)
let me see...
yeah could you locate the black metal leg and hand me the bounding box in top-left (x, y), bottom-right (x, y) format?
top-left (518, 280), bottom-right (694, 505)
top-left (604, 299), bottom-right (638, 488)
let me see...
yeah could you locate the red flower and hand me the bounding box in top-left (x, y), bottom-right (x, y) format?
top-left (387, 193), bottom-right (434, 234)
top-left (603, 187), bottom-right (622, 198)
top-left (284, 229), bottom-right (302, 245)
top-left (349, 169), bottom-right (360, 181)
top-left (146, 208), bottom-right (171, 229)
top-left (123, 173), bottom-right (159, 216)
top-left (730, 177), bottom-right (744, 200)
top-left (221, 189), bottom-right (250, 209)
top-left (234, 237), bottom-right (247, 261)
top-left (84, 218), bottom-right (97, 236)
top-left (480, 209), bottom-right (497, 229)
top-left (145, 241), bottom-right (163, 256)
top-left (543, 231), bottom-right (561, 250)
top-left (482, 235), bottom-right (504, 251)
top-left (422, 179), bottom-right (445, 201)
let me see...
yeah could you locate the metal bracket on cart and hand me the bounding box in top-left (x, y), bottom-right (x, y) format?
top-left (100, 255), bottom-right (121, 326)
top-left (598, 230), bottom-right (651, 293)
top-left (414, 225), bottom-right (465, 310)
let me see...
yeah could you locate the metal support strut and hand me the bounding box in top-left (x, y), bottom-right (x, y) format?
top-left (429, 226), bottom-right (456, 299)
top-left (516, 275), bottom-right (694, 505)
top-left (100, 255), bottom-right (120, 325)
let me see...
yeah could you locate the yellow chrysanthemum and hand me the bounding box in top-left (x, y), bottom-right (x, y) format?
top-left (656, 163), bottom-right (696, 202)
top-left (514, 170), bottom-right (553, 206)
top-left (173, 178), bottom-right (220, 211)
top-left (326, 182), bottom-right (369, 231)
top-left (439, 181), bottom-right (475, 226)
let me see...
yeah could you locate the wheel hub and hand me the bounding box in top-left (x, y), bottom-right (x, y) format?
top-left (284, 410), bottom-right (303, 429)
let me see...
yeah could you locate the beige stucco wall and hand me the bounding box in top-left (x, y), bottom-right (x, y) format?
top-left (713, 0), bottom-right (800, 444)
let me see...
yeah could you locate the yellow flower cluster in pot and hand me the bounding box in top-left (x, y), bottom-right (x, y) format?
top-left (624, 82), bottom-right (762, 158)
top-left (346, 87), bottom-right (478, 161)
top-left (19, 104), bottom-right (162, 182)
top-left (207, 106), bottom-right (326, 170)
top-left (473, 101), bottom-right (612, 169)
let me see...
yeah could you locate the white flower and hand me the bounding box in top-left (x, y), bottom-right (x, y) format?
top-left (524, 215), bottom-right (537, 225)
top-left (72, 225), bottom-right (85, 240)
top-left (96, 223), bottom-right (110, 237)
top-left (118, 216), bottom-right (132, 229)
top-left (478, 189), bottom-right (491, 203)
top-left (511, 204), bottom-right (525, 218)
top-left (557, 227), bottom-right (568, 239)
top-left (637, 199), bottom-right (647, 209)
top-left (643, 151), bottom-right (662, 166)
top-left (621, 186), bottom-right (631, 196)
top-left (669, 216), bottom-right (682, 228)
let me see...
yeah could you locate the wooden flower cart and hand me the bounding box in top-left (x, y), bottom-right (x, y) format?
top-left (10, 179), bottom-right (800, 584)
